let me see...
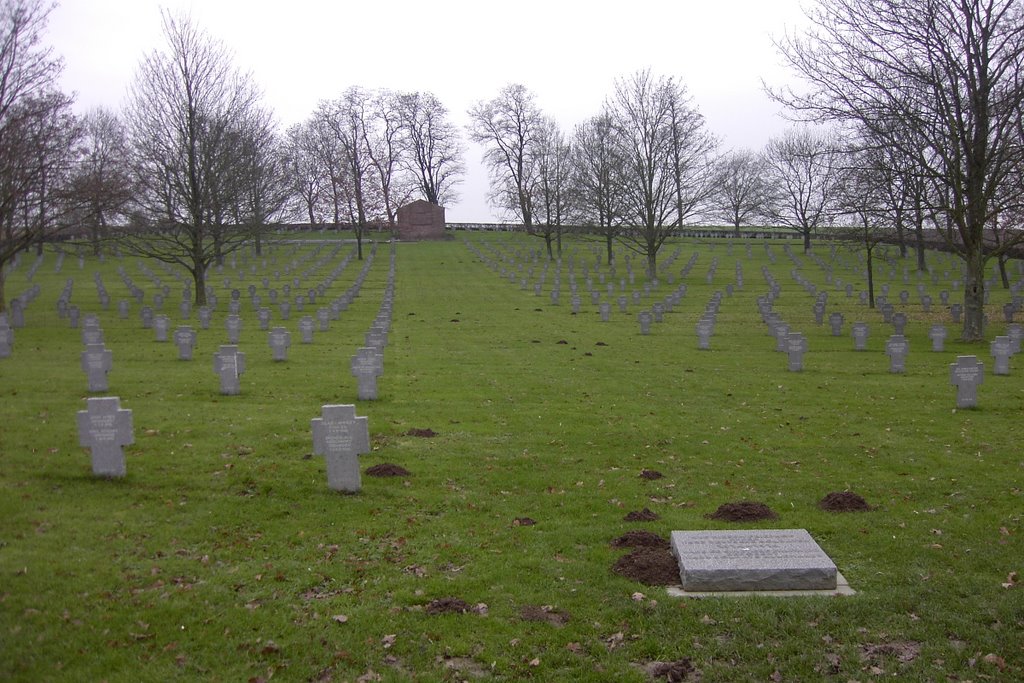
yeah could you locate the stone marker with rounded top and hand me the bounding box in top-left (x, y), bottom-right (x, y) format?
top-left (213, 345), bottom-right (245, 395)
top-left (671, 529), bottom-right (837, 592)
top-left (77, 396), bottom-right (134, 478)
top-left (351, 347), bottom-right (383, 400)
top-left (81, 344), bottom-right (113, 392)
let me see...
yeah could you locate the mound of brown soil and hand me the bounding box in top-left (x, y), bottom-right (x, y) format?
top-left (610, 531), bottom-right (670, 549)
top-left (425, 597), bottom-right (470, 615)
top-left (519, 604), bottom-right (571, 626)
top-left (706, 501), bottom-right (778, 522)
top-left (639, 469), bottom-right (664, 480)
top-left (512, 517), bottom-right (537, 526)
top-left (644, 658), bottom-right (700, 682)
top-left (819, 491), bottom-right (872, 512)
top-left (612, 548), bottom-right (680, 586)
top-left (405, 428), bottom-right (437, 438)
top-left (624, 507), bottom-right (660, 522)
top-left (365, 463), bottom-right (411, 477)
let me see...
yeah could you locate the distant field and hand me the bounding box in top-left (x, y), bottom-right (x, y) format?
top-left (1, 233), bottom-right (1021, 681)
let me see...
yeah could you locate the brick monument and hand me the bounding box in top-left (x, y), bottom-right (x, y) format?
top-left (395, 199), bottom-right (446, 240)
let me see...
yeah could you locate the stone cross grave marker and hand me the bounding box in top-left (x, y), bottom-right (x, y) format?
top-left (696, 319), bottom-right (713, 350)
top-left (0, 319), bottom-right (12, 358)
top-left (317, 308), bottom-right (330, 332)
top-left (950, 356), bottom-right (984, 408)
top-left (786, 332), bottom-right (808, 372)
top-left (81, 320), bottom-right (104, 346)
top-left (828, 312), bottom-right (844, 336)
top-left (351, 347), bottom-right (384, 400)
top-left (990, 336), bottom-right (1013, 375)
top-left (153, 314), bottom-right (170, 342)
top-left (140, 306), bottom-right (153, 329)
top-left (951, 303), bottom-right (962, 323)
top-left (929, 324), bottom-right (947, 352)
top-left (225, 314), bottom-right (242, 344)
top-left (77, 396), bottom-right (133, 478)
top-left (299, 316), bottom-right (315, 343)
top-left (885, 335), bottom-right (909, 373)
top-left (365, 326), bottom-right (388, 350)
top-left (670, 529), bottom-right (838, 591)
top-left (257, 307), bottom-right (271, 330)
top-left (1008, 324), bottom-right (1023, 354)
top-left (852, 322), bottom-right (869, 351)
top-left (638, 310), bottom-right (652, 335)
top-left (599, 302), bottom-right (611, 322)
top-left (891, 312), bottom-right (908, 335)
top-left (118, 300), bottom-right (129, 320)
top-left (174, 326), bottom-right (197, 360)
top-left (198, 306), bottom-right (212, 329)
top-left (81, 343), bottom-right (113, 392)
top-left (311, 404), bottom-right (370, 493)
top-left (213, 345), bottom-right (246, 395)
top-left (268, 327), bottom-right (290, 361)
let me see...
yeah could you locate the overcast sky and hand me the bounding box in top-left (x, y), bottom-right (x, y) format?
top-left (48, 0), bottom-right (809, 222)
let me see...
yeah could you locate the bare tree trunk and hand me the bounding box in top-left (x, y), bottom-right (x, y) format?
top-left (606, 234), bottom-right (614, 265)
top-left (866, 245), bottom-right (875, 308)
top-left (192, 261), bottom-right (208, 306)
top-left (962, 248), bottom-right (986, 341)
top-left (0, 266), bottom-right (6, 314)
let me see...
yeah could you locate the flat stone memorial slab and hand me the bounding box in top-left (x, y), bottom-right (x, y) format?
top-left (671, 529), bottom-right (838, 592)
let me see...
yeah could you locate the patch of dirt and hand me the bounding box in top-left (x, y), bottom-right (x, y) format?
top-left (596, 341), bottom-right (608, 346)
top-left (624, 507), bottom-right (660, 522)
top-left (861, 641), bottom-right (921, 664)
top-left (641, 658), bottom-right (701, 682)
top-left (512, 517), bottom-right (536, 526)
top-left (519, 604), bottom-right (571, 627)
top-left (612, 548), bottom-right (680, 586)
top-left (610, 530), bottom-right (670, 550)
top-left (556, 339), bottom-right (568, 344)
top-left (819, 491), bottom-right (872, 512)
top-left (438, 655), bottom-right (489, 679)
top-left (425, 597), bottom-right (470, 615)
top-left (706, 501), bottom-right (778, 522)
top-left (365, 463), bottom-right (410, 477)
top-left (404, 428), bottom-right (437, 438)
top-left (639, 469), bottom-right (664, 480)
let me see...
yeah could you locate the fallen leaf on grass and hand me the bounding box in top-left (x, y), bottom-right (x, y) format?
top-left (604, 632), bottom-right (625, 651)
top-left (331, 614), bottom-right (348, 624)
top-left (1002, 571), bottom-right (1018, 589)
top-left (381, 634), bottom-right (396, 649)
top-left (983, 653), bottom-right (1007, 670)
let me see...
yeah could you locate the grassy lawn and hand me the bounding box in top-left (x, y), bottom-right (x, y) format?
top-left (1, 233), bottom-right (1021, 681)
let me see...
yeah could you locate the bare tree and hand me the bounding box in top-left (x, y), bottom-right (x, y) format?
top-left (68, 107), bottom-right (132, 255)
top-left (608, 70), bottom-right (716, 275)
top-left (122, 11), bottom-right (266, 305)
top-left (762, 127), bottom-right (842, 253)
top-left (533, 117), bottom-right (573, 258)
top-left (571, 112), bottom-right (625, 264)
top-left (283, 121), bottom-right (324, 224)
top-left (396, 90), bottom-right (464, 206)
top-left (712, 149), bottom-right (771, 235)
top-left (467, 83), bottom-right (544, 228)
top-left (228, 108), bottom-right (289, 256)
top-left (772, 0), bottom-right (1024, 340)
top-left (0, 0), bottom-right (74, 311)
top-left (313, 87), bottom-right (380, 258)
top-left (363, 89), bottom-right (407, 227)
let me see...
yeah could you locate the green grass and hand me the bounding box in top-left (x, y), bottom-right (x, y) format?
top-left (1, 234), bottom-right (1022, 681)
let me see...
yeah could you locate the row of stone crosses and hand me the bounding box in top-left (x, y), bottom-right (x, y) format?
top-left (462, 237), bottom-right (1022, 408)
top-left (3, 240), bottom-right (396, 493)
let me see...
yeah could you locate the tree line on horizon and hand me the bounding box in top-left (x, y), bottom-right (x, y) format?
top-left (1, 0), bottom-right (1023, 341)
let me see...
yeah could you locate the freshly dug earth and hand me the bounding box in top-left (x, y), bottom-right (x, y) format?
top-left (639, 469), bottom-right (664, 480)
top-left (643, 658), bottom-right (700, 682)
top-left (425, 597), bottom-right (470, 615)
top-left (624, 507), bottom-right (660, 522)
top-left (519, 604), bottom-right (571, 626)
top-left (365, 463), bottom-right (411, 477)
top-left (405, 428), bottom-right (437, 437)
top-left (819, 491), bottom-right (872, 512)
top-left (610, 530), bottom-right (670, 550)
top-left (612, 548), bottom-right (680, 586)
top-left (706, 501), bottom-right (778, 522)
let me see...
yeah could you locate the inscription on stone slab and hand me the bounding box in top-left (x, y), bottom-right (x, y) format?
top-left (671, 529), bottom-right (838, 591)
top-left (950, 355), bottom-right (984, 408)
top-left (311, 404), bottom-right (370, 493)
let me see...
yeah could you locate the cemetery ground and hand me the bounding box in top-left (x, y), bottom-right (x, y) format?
top-left (1, 234), bottom-right (1022, 682)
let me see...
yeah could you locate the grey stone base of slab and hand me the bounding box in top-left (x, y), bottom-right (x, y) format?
top-left (666, 571), bottom-right (854, 598)
top-left (671, 529), bottom-right (839, 592)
